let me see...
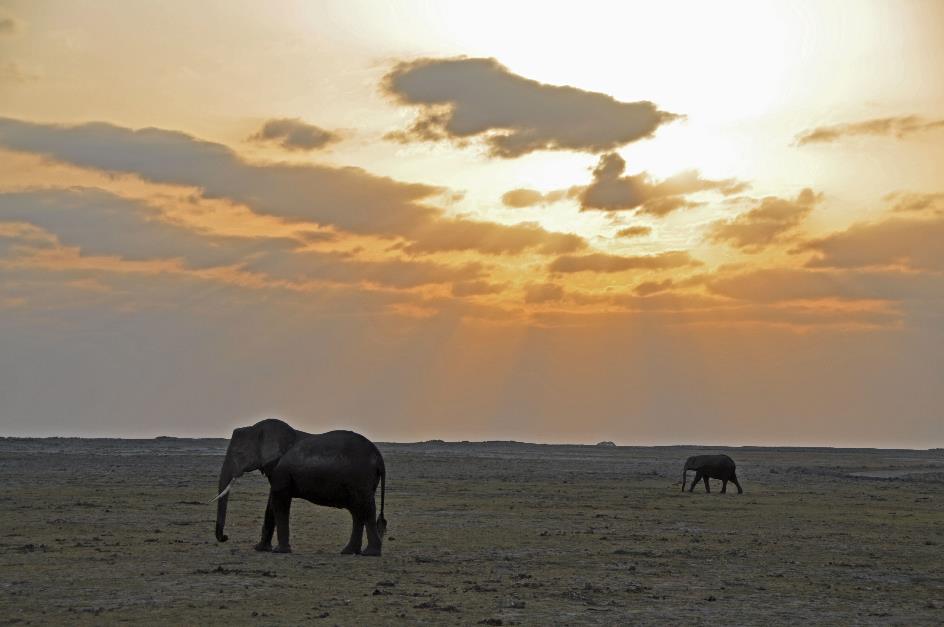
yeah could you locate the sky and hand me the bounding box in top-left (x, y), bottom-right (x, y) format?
top-left (0, 1), bottom-right (942, 446)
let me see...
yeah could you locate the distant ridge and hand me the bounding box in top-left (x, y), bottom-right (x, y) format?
top-left (0, 436), bottom-right (940, 452)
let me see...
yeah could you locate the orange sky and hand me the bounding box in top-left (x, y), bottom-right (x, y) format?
top-left (1, 1), bottom-right (942, 446)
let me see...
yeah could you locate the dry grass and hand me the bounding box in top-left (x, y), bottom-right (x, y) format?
top-left (1, 438), bottom-right (942, 624)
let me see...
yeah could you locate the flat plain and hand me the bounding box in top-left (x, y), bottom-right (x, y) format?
top-left (1, 437), bottom-right (942, 625)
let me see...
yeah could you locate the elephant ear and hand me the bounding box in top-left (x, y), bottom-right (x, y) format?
top-left (257, 423), bottom-right (294, 468)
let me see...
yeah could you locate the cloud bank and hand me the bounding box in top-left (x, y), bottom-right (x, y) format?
top-left (549, 251), bottom-right (699, 274)
top-left (796, 115), bottom-right (944, 145)
top-left (803, 215), bottom-right (944, 272)
top-left (708, 188), bottom-right (820, 251)
top-left (0, 118), bottom-right (581, 257)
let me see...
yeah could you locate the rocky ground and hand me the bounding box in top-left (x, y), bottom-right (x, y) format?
top-left (1, 437), bottom-right (942, 625)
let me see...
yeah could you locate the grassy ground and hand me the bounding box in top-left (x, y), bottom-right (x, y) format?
top-left (1, 438), bottom-right (942, 625)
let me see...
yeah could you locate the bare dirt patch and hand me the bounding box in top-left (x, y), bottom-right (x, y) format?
top-left (0, 438), bottom-right (942, 624)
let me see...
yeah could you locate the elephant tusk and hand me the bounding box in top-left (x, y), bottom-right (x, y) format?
top-left (208, 479), bottom-right (235, 504)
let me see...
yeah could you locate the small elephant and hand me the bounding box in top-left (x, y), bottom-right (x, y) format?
top-left (212, 418), bottom-right (387, 556)
top-left (681, 454), bottom-right (743, 494)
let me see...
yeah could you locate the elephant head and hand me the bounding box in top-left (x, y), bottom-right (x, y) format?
top-left (213, 419), bottom-right (298, 542)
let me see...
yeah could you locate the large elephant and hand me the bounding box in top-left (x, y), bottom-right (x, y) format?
top-left (681, 454), bottom-right (743, 494)
top-left (212, 418), bottom-right (387, 556)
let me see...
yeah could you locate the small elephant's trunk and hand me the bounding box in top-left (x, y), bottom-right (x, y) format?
top-left (681, 467), bottom-right (687, 492)
top-left (376, 468), bottom-right (387, 538)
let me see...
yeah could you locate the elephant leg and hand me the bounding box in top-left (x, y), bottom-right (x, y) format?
top-left (732, 475), bottom-right (744, 494)
top-left (702, 474), bottom-right (711, 493)
top-left (341, 509), bottom-right (364, 555)
top-left (362, 497), bottom-right (382, 557)
top-left (721, 479), bottom-right (728, 494)
top-left (255, 494), bottom-right (275, 551)
top-left (271, 493), bottom-right (292, 553)
top-left (689, 471), bottom-right (701, 492)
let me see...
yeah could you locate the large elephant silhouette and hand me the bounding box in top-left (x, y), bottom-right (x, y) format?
top-left (681, 454), bottom-right (743, 494)
top-left (212, 418), bottom-right (387, 555)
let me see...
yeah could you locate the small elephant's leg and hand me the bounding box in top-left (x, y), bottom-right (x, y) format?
top-left (702, 474), bottom-right (711, 493)
top-left (362, 497), bottom-right (383, 557)
top-left (721, 479), bottom-right (728, 494)
top-left (689, 471), bottom-right (701, 492)
top-left (255, 494), bottom-right (275, 551)
top-left (732, 474), bottom-right (744, 494)
top-left (271, 493), bottom-right (292, 553)
top-left (341, 509), bottom-right (364, 555)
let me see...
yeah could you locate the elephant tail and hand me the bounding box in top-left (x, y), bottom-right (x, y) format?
top-left (376, 467), bottom-right (387, 538)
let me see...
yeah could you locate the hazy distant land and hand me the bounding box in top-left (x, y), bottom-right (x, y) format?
top-left (1, 437), bottom-right (942, 624)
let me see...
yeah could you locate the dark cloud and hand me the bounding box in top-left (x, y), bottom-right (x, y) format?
top-left (708, 188), bottom-right (820, 251)
top-left (383, 57), bottom-right (680, 158)
top-left (451, 280), bottom-right (505, 297)
top-left (524, 282), bottom-right (565, 304)
top-left (802, 215), bottom-right (944, 272)
top-left (634, 279), bottom-right (674, 296)
top-left (0, 267), bottom-right (121, 314)
top-left (502, 188), bottom-right (545, 208)
top-left (580, 153), bottom-right (646, 209)
top-left (500, 187), bottom-right (575, 208)
top-left (548, 251), bottom-right (699, 274)
top-left (709, 268), bottom-right (863, 303)
top-left (249, 118), bottom-right (340, 151)
top-left (635, 196), bottom-right (701, 217)
top-left (0, 188), bottom-right (297, 267)
top-left (0, 221), bottom-right (55, 258)
top-left (499, 153), bottom-right (745, 216)
top-left (0, 118), bottom-right (582, 257)
top-left (579, 152), bottom-right (746, 215)
top-left (708, 267), bottom-right (944, 305)
top-left (795, 115), bottom-right (944, 145)
top-left (245, 249), bottom-right (485, 289)
top-left (0, 118), bottom-right (439, 236)
top-left (569, 289), bottom-right (724, 311)
top-left (885, 191), bottom-right (944, 215)
top-left (615, 226), bottom-right (652, 239)
top-left (0, 188), bottom-right (494, 293)
top-left (402, 218), bottom-right (586, 256)
top-left (531, 296), bottom-right (901, 330)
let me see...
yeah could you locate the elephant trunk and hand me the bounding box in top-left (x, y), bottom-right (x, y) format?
top-left (214, 459), bottom-right (235, 543)
top-left (215, 494), bottom-right (229, 542)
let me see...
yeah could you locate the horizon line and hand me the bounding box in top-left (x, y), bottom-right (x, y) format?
top-left (0, 433), bottom-right (940, 452)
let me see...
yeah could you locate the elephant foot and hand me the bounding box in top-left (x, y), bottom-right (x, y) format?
top-left (340, 545), bottom-right (362, 555)
top-left (361, 546), bottom-right (382, 557)
top-left (272, 545), bottom-right (292, 554)
top-left (254, 542), bottom-right (273, 552)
